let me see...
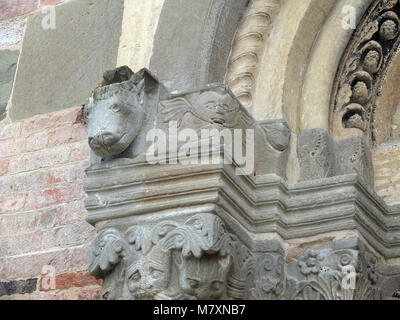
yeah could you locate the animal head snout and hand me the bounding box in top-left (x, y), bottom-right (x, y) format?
top-left (88, 132), bottom-right (120, 148)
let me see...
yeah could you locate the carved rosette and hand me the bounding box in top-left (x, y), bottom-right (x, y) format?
top-left (331, 0), bottom-right (400, 142)
top-left (285, 242), bottom-right (382, 300)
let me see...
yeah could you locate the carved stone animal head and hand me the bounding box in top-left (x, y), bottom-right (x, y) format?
top-left (84, 75), bottom-right (145, 158)
top-left (174, 252), bottom-right (231, 300)
top-left (125, 245), bottom-right (171, 300)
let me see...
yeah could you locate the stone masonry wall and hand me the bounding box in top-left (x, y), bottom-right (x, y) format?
top-left (373, 142), bottom-right (400, 205)
top-left (0, 106), bottom-right (101, 299)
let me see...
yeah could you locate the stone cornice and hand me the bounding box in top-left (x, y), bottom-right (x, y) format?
top-left (85, 156), bottom-right (400, 259)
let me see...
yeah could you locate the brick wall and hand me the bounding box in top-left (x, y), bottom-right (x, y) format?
top-left (0, 0), bottom-right (63, 21)
top-left (0, 106), bottom-right (101, 300)
top-left (373, 142), bottom-right (400, 205)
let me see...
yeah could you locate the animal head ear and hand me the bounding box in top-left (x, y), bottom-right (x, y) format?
top-left (136, 79), bottom-right (145, 92)
top-left (84, 97), bottom-right (94, 121)
top-left (136, 79), bottom-right (145, 104)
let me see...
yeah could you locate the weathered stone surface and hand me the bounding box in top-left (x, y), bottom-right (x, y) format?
top-left (297, 128), bottom-right (374, 185)
top-left (9, 0), bottom-right (124, 121)
top-left (0, 50), bottom-right (19, 120)
top-left (149, 0), bottom-right (249, 91)
top-left (0, 17), bottom-right (26, 48)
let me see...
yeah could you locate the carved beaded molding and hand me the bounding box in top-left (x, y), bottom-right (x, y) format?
top-left (84, 67), bottom-right (400, 300)
top-left (225, 0), bottom-right (282, 113)
top-left (331, 0), bottom-right (400, 142)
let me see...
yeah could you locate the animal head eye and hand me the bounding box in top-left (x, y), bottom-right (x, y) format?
top-left (211, 280), bottom-right (224, 291)
top-left (111, 104), bottom-right (121, 113)
top-left (223, 104), bottom-right (234, 112)
top-left (187, 278), bottom-right (200, 289)
top-left (84, 107), bottom-right (91, 119)
top-left (129, 270), bottom-right (141, 282)
top-left (151, 270), bottom-right (162, 279)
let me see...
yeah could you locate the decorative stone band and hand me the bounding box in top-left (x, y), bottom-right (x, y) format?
top-left (331, 0), bottom-right (400, 142)
top-left (88, 212), bottom-right (398, 300)
top-left (85, 155), bottom-right (400, 260)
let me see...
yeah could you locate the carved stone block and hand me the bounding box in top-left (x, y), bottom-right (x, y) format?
top-left (297, 128), bottom-right (374, 185)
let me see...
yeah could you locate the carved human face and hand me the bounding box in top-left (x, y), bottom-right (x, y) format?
top-left (85, 81), bottom-right (145, 158)
top-left (363, 50), bottom-right (380, 74)
top-left (193, 91), bottom-right (239, 126)
top-left (126, 246), bottom-right (171, 300)
top-left (380, 20), bottom-right (398, 41)
top-left (352, 81), bottom-right (369, 104)
top-left (176, 254), bottom-right (231, 300)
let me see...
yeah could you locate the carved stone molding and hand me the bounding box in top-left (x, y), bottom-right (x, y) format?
top-left (297, 128), bottom-right (374, 187)
top-left (331, 0), bottom-right (400, 142)
top-left (225, 0), bottom-right (282, 113)
top-left (84, 67), bottom-right (400, 299)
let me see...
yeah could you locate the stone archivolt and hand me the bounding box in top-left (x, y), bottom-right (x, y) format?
top-left (331, 0), bottom-right (400, 142)
top-left (225, 0), bottom-right (282, 114)
top-left (83, 67), bottom-right (400, 300)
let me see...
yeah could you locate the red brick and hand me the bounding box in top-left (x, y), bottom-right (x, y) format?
top-left (47, 124), bottom-right (87, 148)
top-left (11, 290), bottom-right (72, 300)
top-left (40, 271), bottom-right (101, 291)
top-left (0, 249), bottom-right (69, 280)
top-left (56, 201), bottom-right (86, 225)
top-left (25, 130), bottom-right (49, 151)
top-left (22, 115), bottom-right (53, 136)
top-left (37, 207), bottom-right (57, 229)
top-left (13, 171), bottom-right (44, 192)
top-left (0, 212), bottom-right (38, 235)
top-left (49, 107), bottom-right (85, 126)
top-left (20, 106), bottom-right (82, 136)
top-left (2, 231), bottom-right (42, 256)
top-left (69, 245), bottom-right (90, 270)
top-left (0, 175), bottom-right (13, 194)
top-left (0, 122), bottom-right (21, 140)
top-left (40, 0), bottom-right (61, 6)
top-left (69, 141), bottom-right (91, 161)
top-left (9, 146), bottom-right (70, 173)
top-left (44, 162), bottom-right (88, 186)
top-left (0, 159), bottom-right (9, 176)
top-left (24, 184), bottom-right (84, 210)
top-left (0, 0), bottom-right (39, 21)
top-left (0, 138), bottom-right (25, 158)
top-left (0, 193), bottom-right (26, 214)
top-left (77, 287), bottom-right (102, 300)
top-left (41, 221), bottom-right (94, 249)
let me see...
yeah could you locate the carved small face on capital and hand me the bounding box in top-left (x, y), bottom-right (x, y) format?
top-left (84, 79), bottom-right (145, 158)
top-left (380, 19), bottom-right (398, 41)
top-left (175, 253), bottom-right (231, 300)
top-left (193, 90), bottom-right (239, 126)
top-left (363, 50), bottom-right (380, 74)
top-left (126, 246), bottom-right (171, 300)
